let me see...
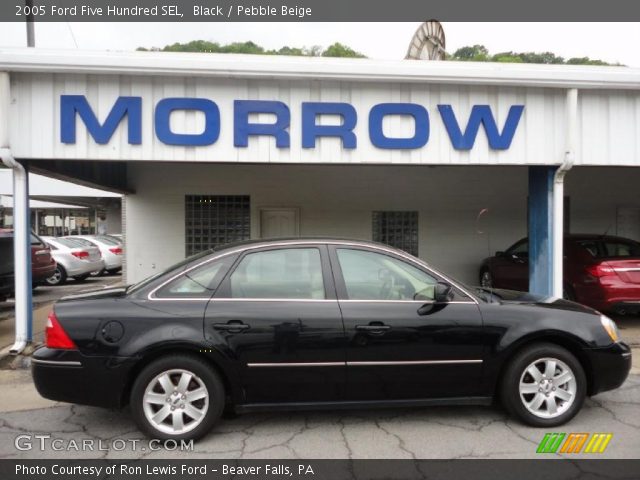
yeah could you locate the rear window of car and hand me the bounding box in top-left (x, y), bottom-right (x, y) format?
top-left (95, 235), bottom-right (120, 245)
top-left (575, 239), bottom-right (640, 258)
top-left (54, 237), bottom-right (86, 249)
top-left (65, 237), bottom-right (95, 247)
top-left (602, 240), bottom-right (640, 257)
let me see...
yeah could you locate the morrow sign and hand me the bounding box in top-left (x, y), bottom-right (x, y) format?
top-left (60, 95), bottom-right (525, 150)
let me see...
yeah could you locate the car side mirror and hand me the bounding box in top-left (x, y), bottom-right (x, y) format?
top-left (434, 282), bottom-right (454, 303)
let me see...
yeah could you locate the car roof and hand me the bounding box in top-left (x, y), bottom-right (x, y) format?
top-left (212, 237), bottom-right (398, 253)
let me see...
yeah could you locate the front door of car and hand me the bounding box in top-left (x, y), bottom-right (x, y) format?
top-left (329, 246), bottom-right (484, 401)
top-left (204, 245), bottom-right (346, 405)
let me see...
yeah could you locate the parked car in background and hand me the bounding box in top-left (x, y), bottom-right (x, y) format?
top-left (0, 229), bottom-right (56, 300)
top-left (480, 234), bottom-right (640, 314)
top-left (42, 237), bottom-right (104, 286)
top-left (69, 235), bottom-right (123, 275)
top-left (32, 238), bottom-right (630, 440)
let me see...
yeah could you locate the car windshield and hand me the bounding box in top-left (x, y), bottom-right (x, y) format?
top-left (64, 237), bottom-right (95, 247)
top-left (94, 235), bottom-right (121, 245)
top-left (575, 238), bottom-right (640, 258)
top-left (126, 248), bottom-right (215, 294)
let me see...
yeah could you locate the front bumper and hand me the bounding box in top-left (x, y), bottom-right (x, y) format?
top-left (585, 341), bottom-right (632, 395)
top-left (31, 347), bottom-right (137, 408)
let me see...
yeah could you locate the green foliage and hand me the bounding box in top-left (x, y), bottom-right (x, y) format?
top-left (449, 45), bottom-right (619, 66)
top-left (137, 40), bottom-right (366, 58)
top-left (321, 42), bottom-right (366, 58)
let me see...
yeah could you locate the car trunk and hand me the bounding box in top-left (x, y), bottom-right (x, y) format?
top-left (604, 258), bottom-right (640, 284)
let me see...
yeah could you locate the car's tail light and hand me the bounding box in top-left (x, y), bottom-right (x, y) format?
top-left (109, 247), bottom-right (123, 255)
top-left (585, 263), bottom-right (616, 278)
top-left (71, 250), bottom-right (89, 260)
top-left (45, 311), bottom-right (77, 350)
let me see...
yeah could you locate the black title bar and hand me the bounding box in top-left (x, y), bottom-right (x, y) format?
top-left (4, 0), bottom-right (640, 21)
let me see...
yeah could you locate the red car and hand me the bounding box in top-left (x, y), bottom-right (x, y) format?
top-left (0, 229), bottom-right (57, 300)
top-left (480, 234), bottom-right (640, 315)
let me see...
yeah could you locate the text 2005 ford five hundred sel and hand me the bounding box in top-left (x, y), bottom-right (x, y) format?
top-left (32, 239), bottom-right (631, 440)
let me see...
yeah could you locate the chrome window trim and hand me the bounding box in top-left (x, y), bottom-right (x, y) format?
top-left (147, 240), bottom-right (479, 304)
top-left (246, 359), bottom-right (483, 368)
top-left (613, 267), bottom-right (640, 272)
top-left (31, 359), bottom-right (82, 367)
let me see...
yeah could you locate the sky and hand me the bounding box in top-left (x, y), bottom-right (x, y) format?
top-left (0, 22), bottom-right (639, 66)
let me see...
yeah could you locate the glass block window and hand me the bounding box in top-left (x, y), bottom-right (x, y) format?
top-left (185, 195), bottom-right (250, 256)
top-left (372, 211), bottom-right (419, 257)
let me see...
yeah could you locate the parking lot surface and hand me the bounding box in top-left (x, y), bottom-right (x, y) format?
top-left (0, 370), bottom-right (638, 460)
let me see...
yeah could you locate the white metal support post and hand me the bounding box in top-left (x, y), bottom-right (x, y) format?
top-left (0, 72), bottom-right (32, 354)
top-left (552, 88), bottom-right (577, 298)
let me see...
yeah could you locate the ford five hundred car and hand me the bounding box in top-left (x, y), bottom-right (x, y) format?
top-left (32, 239), bottom-right (631, 440)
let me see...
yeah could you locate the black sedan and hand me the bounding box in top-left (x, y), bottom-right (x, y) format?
top-left (32, 238), bottom-right (631, 440)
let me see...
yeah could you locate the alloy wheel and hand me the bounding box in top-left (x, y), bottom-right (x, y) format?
top-left (519, 357), bottom-right (577, 419)
top-left (142, 369), bottom-right (209, 435)
top-left (46, 268), bottom-right (62, 285)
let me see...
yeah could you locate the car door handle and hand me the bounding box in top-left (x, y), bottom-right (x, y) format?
top-left (356, 323), bottom-right (391, 335)
top-left (212, 322), bottom-right (250, 332)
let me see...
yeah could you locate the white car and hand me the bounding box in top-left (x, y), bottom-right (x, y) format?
top-left (42, 237), bottom-right (105, 286)
top-left (69, 235), bottom-right (123, 275)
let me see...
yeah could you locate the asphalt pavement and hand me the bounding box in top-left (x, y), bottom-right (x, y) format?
top-left (0, 369), bottom-right (638, 459)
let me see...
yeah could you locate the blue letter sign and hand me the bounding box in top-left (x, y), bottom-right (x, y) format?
top-left (234, 100), bottom-right (290, 147)
top-left (369, 103), bottom-right (430, 149)
top-left (155, 98), bottom-right (220, 146)
top-left (302, 102), bottom-right (357, 149)
top-left (438, 104), bottom-right (524, 150)
top-left (60, 95), bottom-right (142, 145)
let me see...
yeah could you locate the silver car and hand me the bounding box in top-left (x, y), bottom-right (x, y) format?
top-left (42, 237), bottom-right (105, 286)
top-left (70, 235), bottom-right (123, 275)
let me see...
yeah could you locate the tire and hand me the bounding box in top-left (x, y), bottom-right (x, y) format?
top-left (73, 274), bottom-right (90, 282)
top-left (500, 343), bottom-right (586, 427)
top-left (106, 268), bottom-right (122, 275)
top-left (45, 265), bottom-right (67, 286)
top-left (480, 269), bottom-right (493, 288)
top-left (130, 355), bottom-right (224, 441)
top-left (90, 269), bottom-right (104, 277)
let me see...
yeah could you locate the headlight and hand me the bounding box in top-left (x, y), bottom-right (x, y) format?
top-left (600, 315), bottom-right (620, 343)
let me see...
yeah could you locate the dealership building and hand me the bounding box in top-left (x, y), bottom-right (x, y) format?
top-left (1, 48), bottom-right (640, 346)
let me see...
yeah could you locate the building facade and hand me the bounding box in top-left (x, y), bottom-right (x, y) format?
top-left (1, 49), bottom-right (640, 288)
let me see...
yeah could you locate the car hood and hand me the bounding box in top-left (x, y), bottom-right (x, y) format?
top-left (480, 288), bottom-right (599, 315)
top-left (59, 285), bottom-right (127, 302)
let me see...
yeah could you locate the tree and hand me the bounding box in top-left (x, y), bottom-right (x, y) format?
top-left (451, 45), bottom-right (489, 62)
top-left (321, 42), bottom-right (366, 58)
top-left (137, 40), bottom-right (366, 58)
top-left (448, 44), bottom-right (619, 66)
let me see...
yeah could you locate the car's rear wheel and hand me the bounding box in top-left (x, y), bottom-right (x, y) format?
top-left (480, 269), bottom-right (493, 288)
top-left (46, 265), bottom-right (67, 286)
top-left (501, 343), bottom-right (586, 427)
top-left (130, 355), bottom-right (224, 440)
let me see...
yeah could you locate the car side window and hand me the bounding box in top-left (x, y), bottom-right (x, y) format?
top-left (230, 248), bottom-right (325, 299)
top-left (507, 240), bottom-right (528, 257)
top-left (155, 258), bottom-right (228, 298)
top-left (336, 248), bottom-right (437, 301)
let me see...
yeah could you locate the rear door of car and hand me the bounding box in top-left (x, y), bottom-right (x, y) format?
top-left (204, 244), bottom-right (346, 405)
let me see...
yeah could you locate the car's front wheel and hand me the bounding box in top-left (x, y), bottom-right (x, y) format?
top-left (130, 355), bottom-right (225, 440)
top-left (501, 343), bottom-right (586, 427)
